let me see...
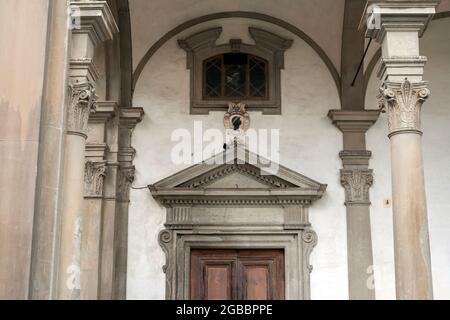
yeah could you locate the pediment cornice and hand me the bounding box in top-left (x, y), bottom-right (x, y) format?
top-left (149, 147), bottom-right (327, 207)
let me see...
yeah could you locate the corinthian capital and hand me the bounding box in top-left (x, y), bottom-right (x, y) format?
top-left (84, 161), bottom-right (107, 198)
top-left (67, 82), bottom-right (97, 137)
top-left (378, 79), bottom-right (430, 137)
top-left (340, 169), bottom-right (373, 206)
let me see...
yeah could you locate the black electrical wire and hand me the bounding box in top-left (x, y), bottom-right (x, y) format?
top-left (351, 38), bottom-right (373, 87)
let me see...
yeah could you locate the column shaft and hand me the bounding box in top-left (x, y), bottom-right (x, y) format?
top-left (391, 133), bottom-right (432, 299)
top-left (59, 133), bottom-right (87, 299)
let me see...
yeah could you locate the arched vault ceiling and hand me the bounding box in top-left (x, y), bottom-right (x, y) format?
top-left (129, 0), bottom-right (345, 79)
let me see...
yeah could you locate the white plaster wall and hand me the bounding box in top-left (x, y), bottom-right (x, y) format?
top-left (365, 18), bottom-right (450, 300)
top-left (128, 19), bottom-right (348, 300)
top-left (129, 0), bottom-right (344, 74)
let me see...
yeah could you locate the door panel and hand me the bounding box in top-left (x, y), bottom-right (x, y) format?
top-left (243, 266), bottom-right (269, 300)
top-left (205, 265), bottom-right (232, 300)
top-left (190, 249), bottom-right (284, 300)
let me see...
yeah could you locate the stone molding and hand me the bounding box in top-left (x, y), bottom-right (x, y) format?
top-left (360, 0), bottom-right (439, 42)
top-left (70, 0), bottom-right (119, 45)
top-left (341, 169), bottom-right (374, 206)
top-left (67, 82), bottom-right (97, 138)
top-left (377, 56), bottom-right (428, 81)
top-left (328, 110), bottom-right (380, 133)
top-left (89, 101), bottom-right (118, 124)
top-left (378, 79), bottom-right (430, 137)
top-left (84, 160), bottom-right (107, 198)
top-left (179, 27), bottom-right (292, 114)
top-left (178, 163), bottom-right (296, 189)
top-left (150, 147), bottom-right (327, 207)
top-left (69, 58), bottom-right (100, 83)
top-left (340, 150), bottom-right (372, 167)
top-left (85, 143), bottom-right (108, 160)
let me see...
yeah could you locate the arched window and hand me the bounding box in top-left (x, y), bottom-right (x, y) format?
top-left (203, 53), bottom-right (268, 100)
top-left (179, 27), bottom-right (292, 114)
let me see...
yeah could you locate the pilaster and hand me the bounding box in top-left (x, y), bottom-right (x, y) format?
top-left (58, 1), bottom-right (118, 300)
top-left (112, 107), bottom-right (144, 300)
top-left (328, 109), bottom-right (379, 300)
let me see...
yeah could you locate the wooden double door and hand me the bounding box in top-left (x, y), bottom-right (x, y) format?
top-left (190, 249), bottom-right (285, 300)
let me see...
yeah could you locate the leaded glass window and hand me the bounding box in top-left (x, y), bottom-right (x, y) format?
top-left (203, 53), bottom-right (268, 100)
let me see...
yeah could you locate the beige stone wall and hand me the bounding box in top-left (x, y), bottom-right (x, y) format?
top-left (366, 18), bottom-right (450, 300)
top-left (0, 0), bottom-right (50, 299)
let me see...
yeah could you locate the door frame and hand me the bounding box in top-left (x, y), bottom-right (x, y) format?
top-left (159, 229), bottom-right (317, 300)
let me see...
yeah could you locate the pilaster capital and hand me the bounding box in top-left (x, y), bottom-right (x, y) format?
top-left (328, 110), bottom-right (380, 133)
top-left (67, 82), bottom-right (97, 138)
top-left (340, 169), bottom-right (374, 206)
top-left (70, 0), bottom-right (119, 45)
top-left (84, 160), bottom-right (107, 198)
top-left (360, 0), bottom-right (439, 42)
top-left (378, 79), bottom-right (430, 137)
top-left (117, 165), bottom-right (135, 202)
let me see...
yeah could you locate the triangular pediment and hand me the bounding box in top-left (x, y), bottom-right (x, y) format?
top-left (176, 163), bottom-right (297, 189)
top-left (149, 146), bottom-right (327, 206)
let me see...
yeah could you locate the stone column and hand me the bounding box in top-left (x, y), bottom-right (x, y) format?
top-left (57, 1), bottom-right (117, 299)
top-left (81, 102), bottom-right (116, 299)
top-left (329, 110), bottom-right (380, 300)
top-left (29, 0), bottom-right (71, 300)
top-left (362, 0), bottom-right (439, 300)
top-left (113, 107), bottom-right (144, 299)
top-left (0, 0), bottom-right (51, 300)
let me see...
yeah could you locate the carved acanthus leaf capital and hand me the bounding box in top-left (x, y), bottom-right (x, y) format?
top-left (340, 169), bottom-right (373, 205)
top-left (67, 82), bottom-right (97, 137)
top-left (378, 79), bottom-right (430, 136)
top-left (84, 161), bottom-right (107, 198)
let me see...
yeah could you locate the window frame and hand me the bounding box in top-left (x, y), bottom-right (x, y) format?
top-left (179, 27), bottom-right (292, 115)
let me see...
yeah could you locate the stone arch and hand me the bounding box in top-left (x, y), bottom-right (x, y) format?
top-left (132, 11), bottom-right (341, 100)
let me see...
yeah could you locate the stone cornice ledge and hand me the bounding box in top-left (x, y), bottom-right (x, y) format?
top-left (89, 101), bottom-right (118, 124)
top-left (148, 187), bottom-right (325, 208)
top-left (359, 0), bottom-right (440, 41)
top-left (119, 107), bottom-right (145, 128)
top-left (70, 1), bottom-right (119, 45)
top-left (328, 109), bottom-right (380, 133)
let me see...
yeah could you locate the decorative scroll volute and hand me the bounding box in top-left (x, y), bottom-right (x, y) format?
top-left (378, 79), bottom-right (430, 136)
